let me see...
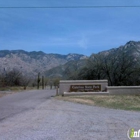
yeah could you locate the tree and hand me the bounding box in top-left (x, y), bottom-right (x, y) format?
top-left (21, 76), bottom-right (30, 90)
top-left (0, 69), bottom-right (31, 88)
top-left (75, 48), bottom-right (139, 86)
top-left (53, 78), bottom-right (60, 88)
top-left (5, 69), bottom-right (22, 86)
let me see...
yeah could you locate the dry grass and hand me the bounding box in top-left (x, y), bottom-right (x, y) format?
top-left (57, 96), bottom-right (95, 105)
top-left (56, 95), bottom-right (140, 111)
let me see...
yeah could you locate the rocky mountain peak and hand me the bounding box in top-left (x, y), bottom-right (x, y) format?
top-left (0, 50), bottom-right (87, 77)
top-left (66, 53), bottom-right (87, 61)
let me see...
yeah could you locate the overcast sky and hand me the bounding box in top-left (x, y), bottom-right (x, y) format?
top-left (0, 0), bottom-right (140, 55)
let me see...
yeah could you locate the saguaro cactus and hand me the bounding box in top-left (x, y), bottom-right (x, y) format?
top-left (37, 72), bottom-right (41, 89)
top-left (42, 76), bottom-right (44, 89)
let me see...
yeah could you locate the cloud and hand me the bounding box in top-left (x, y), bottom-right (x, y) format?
top-left (77, 36), bottom-right (88, 49)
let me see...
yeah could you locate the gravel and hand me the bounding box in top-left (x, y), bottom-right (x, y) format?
top-left (0, 90), bottom-right (140, 140)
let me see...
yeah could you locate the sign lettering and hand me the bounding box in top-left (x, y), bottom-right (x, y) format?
top-left (70, 85), bottom-right (101, 92)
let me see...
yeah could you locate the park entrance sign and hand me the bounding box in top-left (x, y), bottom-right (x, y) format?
top-left (70, 85), bottom-right (101, 92)
top-left (59, 80), bottom-right (108, 95)
top-left (59, 80), bottom-right (140, 96)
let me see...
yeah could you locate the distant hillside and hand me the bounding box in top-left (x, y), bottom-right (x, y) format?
top-left (90, 41), bottom-right (140, 59)
top-left (44, 41), bottom-right (140, 82)
top-left (44, 59), bottom-right (88, 79)
top-left (84, 41), bottom-right (140, 85)
top-left (1, 41), bottom-right (140, 82)
top-left (0, 50), bottom-right (88, 77)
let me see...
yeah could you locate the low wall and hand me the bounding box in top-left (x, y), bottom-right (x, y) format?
top-left (59, 80), bottom-right (108, 95)
top-left (63, 92), bottom-right (109, 96)
top-left (107, 86), bottom-right (140, 95)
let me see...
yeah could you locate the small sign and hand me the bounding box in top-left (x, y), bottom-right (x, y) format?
top-left (70, 85), bottom-right (101, 92)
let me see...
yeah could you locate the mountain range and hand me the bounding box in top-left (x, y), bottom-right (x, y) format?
top-left (45, 41), bottom-right (140, 79)
top-left (1, 40), bottom-right (140, 79)
top-left (0, 50), bottom-right (87, 77)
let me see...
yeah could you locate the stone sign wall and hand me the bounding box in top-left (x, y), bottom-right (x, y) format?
top-left (106, 86), bottom-right (140, 95)
top-left (59, 80), bottom-right (108, 95)
top-left (59, 80), bottom-right (140, 96)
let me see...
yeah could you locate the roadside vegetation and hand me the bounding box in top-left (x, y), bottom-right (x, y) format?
top-left (0, 69), bottom-right (60, 98)
top-left (56, 95), bottom-right (140, 111)
top-left (68, 48), bottom-right (140, 86)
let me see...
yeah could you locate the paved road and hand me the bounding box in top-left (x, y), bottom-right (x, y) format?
top-left (0, 89), bottom-right (56, 121)
top-left (0, 90), bottom-right (140, 140)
